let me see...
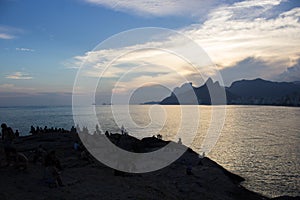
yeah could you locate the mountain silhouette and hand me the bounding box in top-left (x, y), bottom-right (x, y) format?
top-left (158, 78), bottom-right (300, 106)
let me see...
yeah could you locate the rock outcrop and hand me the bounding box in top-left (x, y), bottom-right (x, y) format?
top-left (0, 133), bottom-right (298, 200)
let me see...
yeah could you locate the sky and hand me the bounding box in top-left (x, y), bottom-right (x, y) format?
top-left (0, 0), bottom-right (300, 106)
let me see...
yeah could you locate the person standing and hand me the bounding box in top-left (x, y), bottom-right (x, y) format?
top-left (1, 123), bottom-right (15, 165)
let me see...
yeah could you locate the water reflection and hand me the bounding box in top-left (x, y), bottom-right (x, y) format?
top-left (0, 105), bottom-right (299, 197)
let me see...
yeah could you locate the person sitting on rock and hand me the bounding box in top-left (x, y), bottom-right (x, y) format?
top-left (73, 141), bottom-right (82, 151)
top-left (156, 134), bottom-right (162, 140)
top-left (10, 148), bottom-right (28, 170)
top-left (186, 164), bottom-right (193, 175)
top-left (198, 152), bottom-right (206, 166)
top-left (178, 138), bottom-right (182, 144)
top-left (44, 150), bottom-right (64, 187)
top-left (33, 145), bottom-right (47, 164)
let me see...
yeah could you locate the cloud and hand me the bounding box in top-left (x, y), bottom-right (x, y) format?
top-left (277, 58), bottom-right (300, 82)
top-left (0, 33), bottom-right (14, 39)
top-left (220, 57), bottom-right (286, 86)
top-left (69, 39), bottom-right (214, 96)
top-left (82, 0), bottom-right (238, 17)
top-left (69, 0), bottom-right (300, 93)
top-left (5, 72), bottom-right (33, 80)
top-left (16, 47), bottom-right (35, 52)
top-left (184, 0), bottom-right (300, 67)
top-left (0, 25), bottom-right (23, 40)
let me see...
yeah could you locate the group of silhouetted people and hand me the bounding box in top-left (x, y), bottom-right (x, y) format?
top-left (30, 125), bottom-right (74, 135)
top-left (1, 123), bottom-right (65, 187)
top-left (1, 123), bottom-right (19, 167)
top-left (0, 122), bottom-right (142, 187)
top-left (1, 123), bottom-right (20, 139)
top-left (0, 123), bottom-right (119, 188)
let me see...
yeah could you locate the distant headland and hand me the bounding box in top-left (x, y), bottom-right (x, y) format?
top-left (143, 78), bottom-right (300, 106)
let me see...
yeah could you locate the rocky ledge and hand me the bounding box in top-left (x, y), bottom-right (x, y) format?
top-left (0, 132), bottom-right (299, 200)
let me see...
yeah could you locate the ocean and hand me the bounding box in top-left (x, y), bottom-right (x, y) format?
top-left (0, 105), bottom-right (299, 198)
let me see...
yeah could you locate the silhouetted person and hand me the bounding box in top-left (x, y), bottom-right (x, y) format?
top-left (105, 130), bottom-right (109, 137)
top-left (124, 128), bottom-right (128, 136)
top-left (1, 123), bottom-right (15, 165)
top-left (178, 138), bottom-right (182, 144)
top-left (70, 126), bottom-right (77, 134)
top-left (33, 145), bottom-right (47, 164)
top-left (157, 134), bottom-right (162, 140)
top-left (95, 124), bottom-right (101, 135)
top-left (73, 141), bottom-right (81, 151)
top-left (10, 148), bottom-right (28, 170)
top-left (36, 126), bottom-right (39, 134)
top-left (44, 126), bottom-right (48, 133)
top-left (198, 152), bottom-right (206, 166)
top-left (121, 125), bottom-right (125, 135)
top-left (30, 126), bottom-right (36, 135)
top-left (15, 130), bottom-right (20, 138)
top-left (82, 126), bottom-right (87, 133)
top-left (76, 124), bottom-right (81, 133)
top-left (1, 123), bottom-right (14, 141)
top-left (44, 150), bottom-right (63, 187)
top-left (186, 165), bottom-right (193, 175)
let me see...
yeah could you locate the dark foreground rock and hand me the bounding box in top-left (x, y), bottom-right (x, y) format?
top-left (0, 133), bottom-right (298, 200)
